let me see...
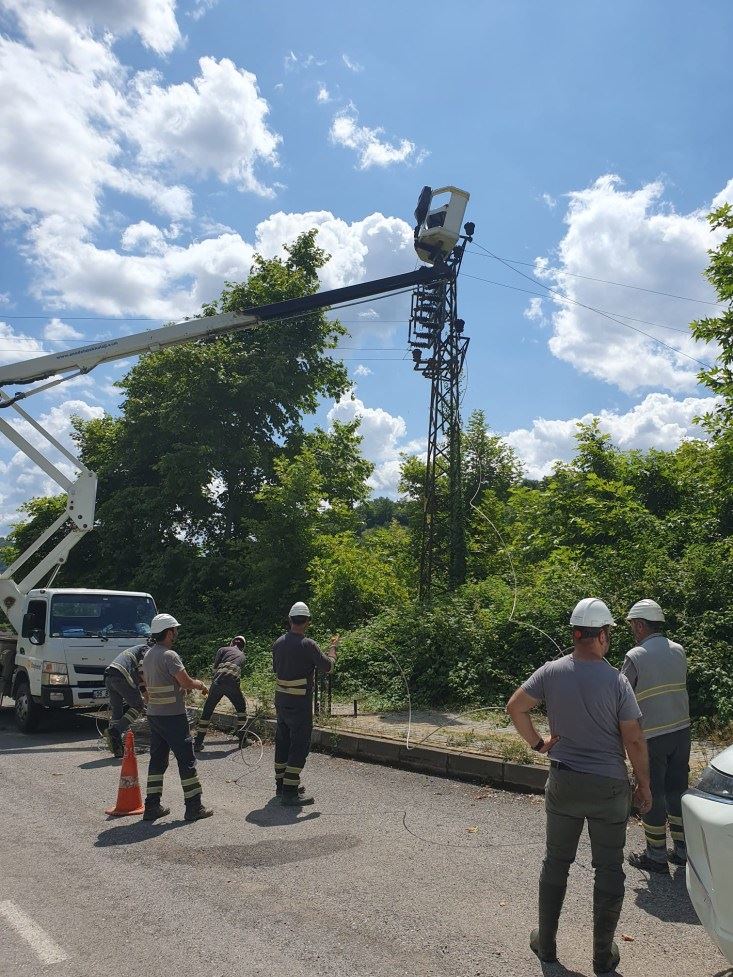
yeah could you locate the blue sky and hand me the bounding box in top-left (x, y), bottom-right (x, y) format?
top-left (1, 0), bottom-right (732, 526)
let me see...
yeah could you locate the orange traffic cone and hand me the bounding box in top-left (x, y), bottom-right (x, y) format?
top-left (105, 729), bottom-right (145, 816)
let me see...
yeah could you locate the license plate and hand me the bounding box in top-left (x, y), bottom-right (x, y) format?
top-left (93, 688), bottom-right (108, 699)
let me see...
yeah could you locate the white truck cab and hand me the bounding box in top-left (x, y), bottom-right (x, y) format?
top-left (1, 588), bottom-right (156, 731)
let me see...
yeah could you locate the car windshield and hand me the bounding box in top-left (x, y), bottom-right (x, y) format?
top-left (50, 594), bottom-right (156, 638)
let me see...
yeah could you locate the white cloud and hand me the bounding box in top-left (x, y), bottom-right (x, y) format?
top-left (284, 51), bottom-right (323, 72)
top-left (0, 397), bottom-right (104, 529)
top-left (536, 175), bottom-right (726, 394)
top-left (523, 297), bottom-right (545, 323)
top-left (328, 392), bottom-right (423, 496)
top-left (43, 317), bottom-right (83, 340)
top-left (0, 321), bottom-right (46, 367)
top-left (342, 54), bottom-right (363, 73)
top-left (188, 0), bottom-right (219, 22)
top-left (353, 365), bottom-right (372, 377)
top-left (330, 106), bottom-right (424, 169)
top-left (43, 0), bottom-right (182, 55)
top-left (124, 57), bottom-right (281, 197)
top-left (316, 85), bottom-right (332, 103)
top-left (27, 216), bottom-right (256, 319)
top-left (0, 14), bottom-right (121, 228)
top-left (121, 220), bottom-right (169, 254)
top-left (712, 179), bottom-right (733, 209)
top-left (504, 392), bottom-right (716, 479)
top-left (541, 193), bottom-right (557, 210)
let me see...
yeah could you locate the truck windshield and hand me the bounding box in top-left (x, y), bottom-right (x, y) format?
top-left (50, 594), bottom-right (156, 638)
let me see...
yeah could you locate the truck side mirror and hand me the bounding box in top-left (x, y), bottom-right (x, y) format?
top-left (22, 612), bottom-right (45, 644)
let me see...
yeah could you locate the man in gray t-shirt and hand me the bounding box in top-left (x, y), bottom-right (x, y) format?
top-left (522, 654), bottom-right (641, 780)
top-left (507, 597), bottom-right (652, 976)
top-left (140, 613), bottom-right (213, 823)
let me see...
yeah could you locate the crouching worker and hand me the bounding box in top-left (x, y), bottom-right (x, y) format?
top-left (194, 635), bottom-right (247, 751)
top-left (272, 602), bottom-right (338, 806)
top-left (104, 638), bottom-right (151, 757)
top-left (141, 613), bottom-right (213, 822)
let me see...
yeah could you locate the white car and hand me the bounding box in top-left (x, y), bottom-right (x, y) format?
top-left (682, 745), bottom-right (733, 964)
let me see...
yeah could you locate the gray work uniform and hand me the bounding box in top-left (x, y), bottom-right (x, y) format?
top-left (621, 634), bottom-right (691, 856)
top-left (104, 644), bottom-right (147, 735)
top-left (272, 632), bottom-right (333, 795)
top-left (522, 655), bottom-right (640, 966)
top-left (197, 644), bottom-right (247, 742)
top-left (141, 643), bottom-right (203, 813)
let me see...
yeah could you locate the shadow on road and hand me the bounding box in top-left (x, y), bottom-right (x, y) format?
top-left (156, 833), bottom-right (361, 869)
top-left (96, 818), bottom-right (189, 846)
top-left (196, 747), bottom-right (240, 760)
top-left (246, 796), bottom-right (321, 827)
top-left (632, 868), bottom-right (700, 924)
top-left (78, 755), bottom-right (120, 769)
top-left (540, 962), bottom-right (587, 977)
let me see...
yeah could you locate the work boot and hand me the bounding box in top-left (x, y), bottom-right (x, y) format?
top-left (276, 783), bottom-right (305, 796)
top-left (193, 735), bottom-right (204, 752)
top-left (143, 803), bottom-right (170, 822)
top-left (668, 846), bottom-right (687, 867)
top-left (627, 849), bottom-right (669, 874)
top-left (280, 789), bottom-right (314, 807)
top-left (185, 803), bottom-right (214, 822)
top-left (592, 890), bottom-right (624, 975)
top-left (533, 880), bottom-right (566, 963)
top-left (593, 941), bottom-right (620, 975)
top-left (530, 929), bottom-right (558, 963)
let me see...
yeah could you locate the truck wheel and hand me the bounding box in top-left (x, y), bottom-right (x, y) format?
top-left (14, 680), bottom-right (42, 733)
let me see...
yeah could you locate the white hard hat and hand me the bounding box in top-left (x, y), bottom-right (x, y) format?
top-left (151, 613), bottom-right (180, 633)
top-left (570, 598), bottom-right (615, 628)
top-left (288, 601), bottom-right (311, 618)
top-left (626, 599), bottom-right (665, 623)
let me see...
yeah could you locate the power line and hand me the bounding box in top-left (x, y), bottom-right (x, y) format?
top-left (470, 242), bottom-right (714, 371)
top-left (462, 274), bottom-right (694, 335)
top-left (465, 249), bottom-right (726, 308)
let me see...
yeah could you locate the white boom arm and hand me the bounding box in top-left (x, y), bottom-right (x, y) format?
top-left (0, 309), bottom-right (258, 630)
top-left (0, 310), bottom-right (259, 388)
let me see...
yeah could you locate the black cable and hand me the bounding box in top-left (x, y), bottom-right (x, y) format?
top-left (462, 274), bottom-right (697, 336)
top-left (465, 249), bottom-right (726, 308)
top-left (470, 242), bottom-right (713, 371)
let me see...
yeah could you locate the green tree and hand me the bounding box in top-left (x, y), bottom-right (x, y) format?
top-left (691, 204), bottom-right (733, 434)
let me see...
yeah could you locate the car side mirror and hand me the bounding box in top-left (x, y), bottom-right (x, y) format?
top-left (29, 629), bottom-right (46, 646)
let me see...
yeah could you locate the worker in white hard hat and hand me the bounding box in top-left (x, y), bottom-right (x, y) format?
top-left (621, 599), bottom-right (690, 874)
top-left (194, 635), bottom-right (248, 752)
top-left (507, 597), bottom-right (651, 976)
top-left (271, 602), bottom-right (338, 806)
top-left (140, 613), bottom-right (213, 822)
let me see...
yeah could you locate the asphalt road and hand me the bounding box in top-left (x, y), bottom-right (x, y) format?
top-left (0, 705), bottom-right (730, 977)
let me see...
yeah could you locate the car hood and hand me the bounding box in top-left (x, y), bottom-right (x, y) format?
top-left (711, 744), bottom-right (733, 776)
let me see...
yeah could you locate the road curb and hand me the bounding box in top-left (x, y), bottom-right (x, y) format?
top-left (194, 708), bottom-right (548, 794)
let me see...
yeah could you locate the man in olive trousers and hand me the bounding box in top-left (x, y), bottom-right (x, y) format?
top-left (507, 598), bottom-right (652, 976)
